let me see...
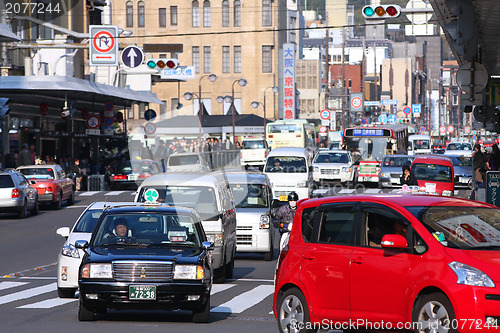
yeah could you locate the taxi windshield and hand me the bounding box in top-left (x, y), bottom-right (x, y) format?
top-left (18, 167), bottom-right (55, 179)
top-left (406, 206), bottom-right (500, 250)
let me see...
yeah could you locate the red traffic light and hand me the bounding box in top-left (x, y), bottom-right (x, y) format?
top-left (386, 6), bottom-right (399, 16)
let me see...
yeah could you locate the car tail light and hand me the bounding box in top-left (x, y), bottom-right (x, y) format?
top-left (11, 189), bottom-right (20, 198)
top-left (268, 135), bottom-right (273, 138)
top-left (296, 134), bottom-right (301, 137)
top-left (138, 173), bottom-right (150, 179)
top-left (264, 151), bottom-right (267, 157)
top-left (240, 152), bottom-right (243, 158)
top-left (45, 187), bottom-right (53, 194)
top-left (113, 175), bottom-right (127, 180)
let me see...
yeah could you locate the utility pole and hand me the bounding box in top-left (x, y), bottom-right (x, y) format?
top-left (374, 42), bottom-right (378, 106)
top-left (362, 37), bottom-right (366, 99)
top-left (341, 27), bottom-right (346, 130)
top-left (324, 13), bottom-right (329, 112)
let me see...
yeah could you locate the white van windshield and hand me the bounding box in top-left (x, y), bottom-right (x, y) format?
top-left (137, 186), bottom-right (218, 220)
top-left (265, 156), bottom-right (307, 173)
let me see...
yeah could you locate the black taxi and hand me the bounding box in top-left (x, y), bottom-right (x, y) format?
top-left (76, 203), bottom-right (214, 322)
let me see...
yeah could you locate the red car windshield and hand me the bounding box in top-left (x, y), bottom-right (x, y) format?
top-left (19, 168), bottom-right (55, 179)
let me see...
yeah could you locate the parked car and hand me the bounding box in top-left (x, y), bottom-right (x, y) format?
top-left (106, 159), bottom-right (161, 190)
top-left (447, 154), bottom-right (474, 189)
top-left (240, 138), bottom-right (270, 170)
top-left (311, 150), bottom-right (357, 187)
top-left (166, 153), bottom-right (210, 173)
top-left (411, 155), bottom-right (454, 195)
top-left (76, 204), bottom-right (214, 322)
top-left (56, 202), bottom-right (143, 298)
top-left (17, 164), bottom-right (74, 209)
top-left (378, 155), bottom-right (415, 188)
top-left (274, 194), bottom-right (500, 333)
top-left (226, 171), bottom-right (274, 260)
top-left (134, 171), bottom-right (236, 283)
top-left (0, 169), bottom-right (38, 218)
top-left (444, 141), bottom-right (473, 157)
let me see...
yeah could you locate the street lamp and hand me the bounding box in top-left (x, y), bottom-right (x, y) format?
top-left (184, 74), bottom-right (217, 140)
top-left (217, 78), bottom-right (247, 143)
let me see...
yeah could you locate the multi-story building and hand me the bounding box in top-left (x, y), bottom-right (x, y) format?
top-left (109, 0), bottom-right (296, 139)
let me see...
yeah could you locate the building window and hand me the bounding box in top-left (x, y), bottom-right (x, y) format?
top-left (203, 46), bottom-right (211, 73)
top-left (171, 98), bottom-right (180, 111)
top-left (127, 107), bottom-right (134, 119)
top-left (171, 6), bottom-right (178, 25)
top-left (193, 46), bottom-right (200, 74)
top-left (222, 0), bottom-right (229, 27)
top-left (234, 46), bottom-right (241, 73)
top-left (159, 8), bottom-right (166, 27)
top-left (234, 0), bottom-right (241, 26)
top-left (203, 0), bottom-right (211, 27)
top-left (138, 1), bottom-right (145, 27)
top-left (160, 100), bottom-right (167, 115)
top-left (262, 45), bottom-right (272, 73)
top-left (262, 0), bottom-right (272, 26)
top-left (223, 46), bottom-right (230, 73)
top-left (126, 1), bottom-right (133, 27)
top-left (192, 1), bottom-right (200, 27)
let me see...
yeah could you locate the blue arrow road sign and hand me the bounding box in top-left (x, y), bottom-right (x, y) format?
top-left (144, 109), bottom-right (157, 121)
top-left (121, 46), bottom-right (144, 68)
top-left (378, 114), bottom-right (388, 123)
top-left (388, 114), bottom-right (397, 124)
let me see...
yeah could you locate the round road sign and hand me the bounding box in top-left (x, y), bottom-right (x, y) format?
top-left (320, 109), bottom-right (330, 120)
top-left (121, 46), bottom-right (144, 68)
top-left (144, 109), bottom-right (157, 121)
top-left (319, 126), bottom-right (327, 133)
top-left (351, 97), bottom-right (362, 109)
top-left (144, 122), bottom-right (156, 135)
top-left (104, 117), bottom-right (114, 126)
top-left (86, 116), bottom-right (100, 129)
top-left (104, 102), bottom-right (114, 111)
top-left (420, 126), bottom-right (426, 132)
top-left (361, 118), bottom-right (367, 124)
top-left (439, 126), bottom-right (446, 134)
top-left (447, 125), bottom-right (455, 133)
top-left (92, 30), bottom-right (115, 53)
top-left (403, 106), bottom-right (412, 115)
top-left (464, 126), bottom-right (471, 134)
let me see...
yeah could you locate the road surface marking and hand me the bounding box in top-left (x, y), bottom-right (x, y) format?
top-left (211, 284), bottom-right (236, 295)
top-left (78, 191), bottom-right (100, 196)
top-left (17, 297), bottom-right (77, 309)
top-left (211, 285), bottom-right (274, 313)
top-left (106, 191), bottom-right (126, 196)
top-left (0, 282), bottom-right (28, 291)
top-left (0, 282), bottom-right (56, 305)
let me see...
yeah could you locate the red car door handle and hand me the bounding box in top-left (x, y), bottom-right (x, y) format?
top-left (303, 253), bottom-right (315, 260)
top-left (351, 257), bottom-right (364, 264)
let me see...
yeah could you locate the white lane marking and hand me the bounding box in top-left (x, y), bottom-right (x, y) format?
top-left (65, 205), bottom-right (88, 208)
top-left (0, 282), bottom-right (28, 291)
top-left (227, 278), bottom-right (274, 283)
top-left (211, 285), bottom-right (274, 313)
top-left (210, 284), bottom-right (236, 295)
top-left (364, 189), bottom-right (381, 194)
top-left (78, 191), bottom-right (100, 196)
top-left (19, 277), bottom-right (56, 280)
top-left (338, 189), bottom-right (355, 194)
top-left (0, 282), bottom-right (57, 305)
top-left (17, 297), bottom-right (77, 309)
top-left (105, 191), bottom-right (126, 196)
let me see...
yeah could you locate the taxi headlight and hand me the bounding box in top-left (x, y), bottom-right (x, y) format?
top-left (297, 181), bottom-right (307, 187)
top-left (342, 167), bottom-right (350, 173)
top-left (174, 265), bottom-right (204, 280)
top-left (449, 262), bottom-right (495, 287)
top-left (313, 166), bottom-right (319, 172)
top-left (381, 172), bottom-right (391, 178)
top-left (260, 215), bottom-right (270, 229)
top-left (61, 244), bottom-right (80, 258)
top-left (206, 233), bottom-right (223, 244)
top-left (81, 263), bottom-right (112, 279)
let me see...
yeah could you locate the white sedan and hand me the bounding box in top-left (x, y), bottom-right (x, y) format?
top-left (56, 202), bottom-right (138, 298)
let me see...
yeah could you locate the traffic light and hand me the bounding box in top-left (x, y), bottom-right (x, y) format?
top-left (398, 118), bottom-right (411, 124)
top-left (0, 98), bottom-right (10, 117)
top-left (146, 58), bottom-right (179, 70)
top-left (362, 5), bottom-right (401, 19)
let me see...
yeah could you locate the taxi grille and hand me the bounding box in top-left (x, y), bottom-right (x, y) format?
top-left (237, 226), bottom-right (253, 231)
top-left (112, 261), bottom-right (174, 282)
top-left (237, 235), bottom-right (253, 245)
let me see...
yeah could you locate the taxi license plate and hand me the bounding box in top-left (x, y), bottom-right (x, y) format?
top-left (459, 177), bottom-right (471, 183)
top-left (129, 285), bottom-right (156, 300)
top-left (279, 195), bottom-right (288, 201)
top-left (363, 177), bottom-right (371, 181)
top-left (128, 174), bottom-right (138, 181)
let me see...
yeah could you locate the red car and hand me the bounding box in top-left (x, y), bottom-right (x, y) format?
top-left (274, 194), bottom-right (500, 333)
top-left (411, 155), bottom-right (455, 195)
top-left (17, 165), bottom-right (74, 209)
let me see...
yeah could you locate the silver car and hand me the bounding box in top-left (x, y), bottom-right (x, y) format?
top-left (312, 150), bottom-right (357, 187)
top-left (0, 170), bottom-right (38, 218)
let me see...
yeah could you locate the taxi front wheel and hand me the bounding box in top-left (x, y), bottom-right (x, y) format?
top-left (277, 288), bottom-right (317, 333)
top-left (78, 297), bottom-right (95, 321)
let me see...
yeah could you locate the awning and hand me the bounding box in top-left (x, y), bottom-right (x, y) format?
top-left (0, 75), bottom-right (163, 106)
top-left (0, 23), bottom-right (21, 42)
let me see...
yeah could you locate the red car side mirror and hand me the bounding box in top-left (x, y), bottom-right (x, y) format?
top-left (381, 234), bottom-right (408, 249)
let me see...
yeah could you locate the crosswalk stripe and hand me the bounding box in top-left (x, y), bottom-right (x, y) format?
top-left (78, 191), bottom-right (100, 196)
top-left (0, 282), bottom-right (56, 305)
top-left (364, 189), bottom-right (381, 194)
top-left (17, 297), bottom-right (77, 309)
top-left (0, 282), bottom-right (28, 291)
top-left (105, 191), bottom-right (126, 196)
top-left (211, 284), bottom-right (236, 295)
top-left (211, 285), bottom-right (274, 313)
top-left (338, 189), bottom-right (355, 194)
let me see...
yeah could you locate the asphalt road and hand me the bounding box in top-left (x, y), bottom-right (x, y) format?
top-left (0, 191), bottom-right (281, 333)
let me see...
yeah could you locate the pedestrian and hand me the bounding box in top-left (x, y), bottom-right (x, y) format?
top-left (70, 158), bottom-right (83, 191)
top-left (400, 165), bottom-right (418, 186)
top-left (473, 144), bottom-right (487, 186)
top-left (490, 144), bottom-right (500, 171)
top-left (19, 144), bottom-right (32, 166)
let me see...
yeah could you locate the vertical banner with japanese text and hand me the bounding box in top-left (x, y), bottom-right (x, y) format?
top-left (283, 43), bottom-right (296, 119)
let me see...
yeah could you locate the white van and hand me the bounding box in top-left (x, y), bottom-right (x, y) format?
top-left (226, 171), bottom-right (274, 260)
top-left (408, 135), bottom-right (432, 155)
top-left (134, 172), bottom-right (236, 283)
top-left (263, 147), bottom-right (313, 201)
top-left (240, 138), bottom-right (269, 170)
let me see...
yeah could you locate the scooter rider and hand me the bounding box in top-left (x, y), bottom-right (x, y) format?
top-left (273, 191), bottom-right (298, 250)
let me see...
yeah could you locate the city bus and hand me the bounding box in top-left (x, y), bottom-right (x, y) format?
top-left (408, 134), bottom-right (432, 155)
top-left (341, 124), bottom-right (408, 183)
top-left (265, 119), bottom-right (317, 155)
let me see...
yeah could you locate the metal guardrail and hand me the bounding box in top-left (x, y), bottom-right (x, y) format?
top-left (199, 150), bottom-right (241, 170)
top-left (87, 174), bottom-right (107, 191)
